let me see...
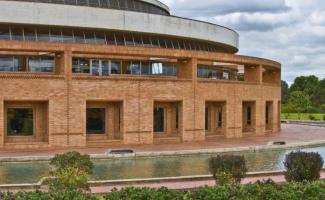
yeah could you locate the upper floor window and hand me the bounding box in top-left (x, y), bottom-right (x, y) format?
top-left (0, 56), bottom-right (54, 73)
top-left (72, 58), bottom-right (177, 77)
top-left (197, 65), bottom-right (237, 81)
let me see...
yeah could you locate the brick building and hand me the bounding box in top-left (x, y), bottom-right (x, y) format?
top-left (0, 0), bottom-right (281, 148)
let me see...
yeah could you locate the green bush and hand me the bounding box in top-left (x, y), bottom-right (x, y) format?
top-left (323, 115), bottom-right (325, 121)
top-left (284, 151), bottom-right (324, 182)
top-left (48, 151), bottom-right (95, 200)
top-left (309, 114), bottom-right (316, 120)
top-left (209, 155), bottom-right (247, 185)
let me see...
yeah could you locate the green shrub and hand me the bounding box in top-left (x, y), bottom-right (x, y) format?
top-left (309, 115), bottom-right (316, 120)
top-left (209, 155), bottom-right (247, 185)
top-left (284, 151), bottom-right (324, 182)
top-left (48, 151), bottom-right (94, 200)
top-left (50, 151), bottom-right (94, 174)
top-left (323, 115), bottom-right (325, 121)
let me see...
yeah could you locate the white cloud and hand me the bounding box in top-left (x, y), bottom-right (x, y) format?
top-left (160, 0), bottom-right (325, 83)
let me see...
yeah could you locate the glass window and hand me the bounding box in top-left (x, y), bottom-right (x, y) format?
top-left (118, 0), bottom-right (127, 9)
top-left (106, 32), bottom-right (116, 45)
top-left (28, 57), bottom-right (54, 72)
top-left (0, 56), bottom-right (15, 72)
top-left (88, 0), bottom-right (99, 7)
top-left (23, 27), bottom-right (36, 41)
top-left (131, 61), bottom-right (140, 75)
top-left (95, 32), bottom-right (106, 45)
top-left (91, 60), bottom-right (100, 76)
top-left (73, 30), bottom-right (85, 43)
top-left (165, 39), bottom-right (174, 49)
top-left (65, 0), bottom-right (77, 5)
top-left (217, 109), bottom-right (222, 128)
top-left (122, 61), bottom-right (132, 74)
top-left (99, 0), bottom-right (109, 7)
top-left (102, 60), bottom-right (109, 76)
top-left (265, 105), bottom-right (269, 125)
top-left (205, 107), bottom-right (209, 130)
top-left (124, 34), bottom-right (134, 46)
top-left (10, 27), bottom-right (24, 41)
top-left (223, 71), bottom-right (230, 80)
top-left (151, 37), bottom-right (160, 48)
top-left (50, 29), bottom-right (62, 42)
top-left (86, 108), bottom-right (106, 134)
top-left (84, 31), bottom-right (96, 44)
top-left (62, 29), bottom-right (74, 43)
top-left (142, 36), bottom-right (152, 47)
top-left (36, 28), bottom-right (50, 42)
top-left (0, 27), bottom-right (10, 40)
top-left (109, 0), bottom-right (119, 9)
top-left (111, 61), bottom-right (121, 74)
top-left (72, 58), bottom-right (90, 73)
top-left (76, 0), bottom-right (88, 6)
top-left (7, 108), bottom-right (33, 136)
top-left (141, 62), bottom-right (150, 75)
top-left (165, 63), bottom-right (176, 76)
top-left (154, 107), bottom-right (164, 132)
top-left (151, 62), bottom-right (163, 75)
top-left (115, 33), bottom-right (125, 46)
top-left (133, 35), bottom-right (143, 46)
top-left (247, 106), bottom-right (252, 125)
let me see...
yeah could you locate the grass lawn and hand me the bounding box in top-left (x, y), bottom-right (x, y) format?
top-left (281, 113), bottom-right (325, 121)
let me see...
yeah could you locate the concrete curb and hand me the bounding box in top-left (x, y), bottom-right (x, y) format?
top-left (1, 140), bottom-right (325, 162)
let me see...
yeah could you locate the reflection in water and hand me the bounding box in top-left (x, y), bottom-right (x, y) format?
top-left (0, 145), bottom-right (325, 184)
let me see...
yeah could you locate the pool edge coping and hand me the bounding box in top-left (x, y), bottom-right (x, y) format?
top-left (1, 139), bottom-right (325, 162)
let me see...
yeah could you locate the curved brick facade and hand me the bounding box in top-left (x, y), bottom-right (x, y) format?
top-left (0, 1), bottom-right (281, 148)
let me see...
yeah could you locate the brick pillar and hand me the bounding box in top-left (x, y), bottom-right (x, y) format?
top-left (255, 99), bottom-right (265, 135)
top-left (273, 100), bottom-right (281, 132)
top-left (0, 99), bottom-right (3, 147)
top-left (244, 65), bottom-right (263, 84)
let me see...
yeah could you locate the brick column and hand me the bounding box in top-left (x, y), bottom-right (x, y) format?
top-left (255, 99), bottom-right (265, 135)
top-left (0, 99), bottom-right (3, 147)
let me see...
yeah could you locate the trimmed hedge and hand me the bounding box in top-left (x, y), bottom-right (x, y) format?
top-left (3, 180), bottom-right (325, 200)
top-left (284, 151), bottom-right (324, 182)
top-left (209, 155), bottom-right (247, 184)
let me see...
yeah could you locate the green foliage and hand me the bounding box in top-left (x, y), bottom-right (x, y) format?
top-left (5, 181), bottom-right (325, 199)
top-left (50, 151), bottom-right (94, 175)
top-left (281, 80), bottom-right (289, 104)
top-left (285, 91), bottom-right (311, 113)
top-left (309, 114), bottom-right (316, 121)
top-left (48, 151), bottom-right (95, 200)
top-left (281, 113), bottom-right (325, 120)
top-left (290, 75), bottom-right (319, 98)
top-left (284, 151), bottom-right (324, 182)
top-left (209, 155), bottom-right (247, 185)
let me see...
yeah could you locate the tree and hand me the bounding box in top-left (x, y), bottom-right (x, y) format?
top-left (285, 91), bottom-right (311, 115)
top-left (281, 80), bottom-right (289, 104)
top-left (290, 76), bottom-right (319, 100)
top-left (313, 78), bottom-right (325, 107)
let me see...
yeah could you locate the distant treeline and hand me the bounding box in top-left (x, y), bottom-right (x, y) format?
top-left (282, 75), bottom-right (325, 113)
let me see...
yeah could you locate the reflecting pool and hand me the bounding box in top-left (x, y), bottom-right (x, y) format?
top-left (1, 145), bottom-right (325, 184)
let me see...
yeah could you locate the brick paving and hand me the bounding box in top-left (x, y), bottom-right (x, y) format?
top-left (0, 124), bottom-right (324, 157)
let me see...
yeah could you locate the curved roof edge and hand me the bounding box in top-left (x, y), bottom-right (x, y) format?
top-left (0, 1), bottom-right (239, 53)
top-left (140, 0), bottom-right (170, 13)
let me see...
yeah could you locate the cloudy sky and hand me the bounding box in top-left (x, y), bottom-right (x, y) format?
top-left (160, 0), bottom-right (325, 84)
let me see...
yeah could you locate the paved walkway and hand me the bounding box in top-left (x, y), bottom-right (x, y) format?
top-left (0, 124), bottom-right (325, 157)
top-left (90, 172), bottom-right (325, 193)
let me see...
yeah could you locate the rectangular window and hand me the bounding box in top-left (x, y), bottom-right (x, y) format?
top-left (0, 26), bottom-right (10, 40)
top-left (72, 58), bottom-right (90, 73)
top-left (217, 109), bottom-right (222, 128)
top-left (106, 32), bottom-right (116, 45)
top-left (84, 31), bottom-right (97, 44)
top-left (7, 108), bottom-right (33, 136)
top-left (111, 61), bottom-right (121, 74)
top-left (247, 106), bottom-right (252, 125)
top-left (0, 56), bottom-right (16, 72)
top-left (10, 27), bottom-right (24, 41)
top-left (131, 61), bottom-right (140, 75)
top-left (23, 27), bottom-right (36, 41)
top-left (50, 29), bottom-right (62, 42)
top-left (102, 60), bottom-right (110, 76)
top-left (154, 107), bottom-right (164, 132)
top-left (205, 107), bottom-right (209, 130)
top-left (28, 57), bottom-right (54, 72)
top-left (141, 62), bottom-right (150, 75)
top-left (62, 29), bottom-right (74, 43)
top-left (86, 108), bottom-right (106, 134)
top-left (266, 105), bottom-right (269, 125)
top-left (73, 30), bottom-right (85, 43)
top-left (95, 32), bottom-right (107, 45)
top-left (151, 62), bottom-right (163, 75)
top-left (36, 28), bottom-right (50, 42)
top-left (90, 60), bottom-right (100, 76)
